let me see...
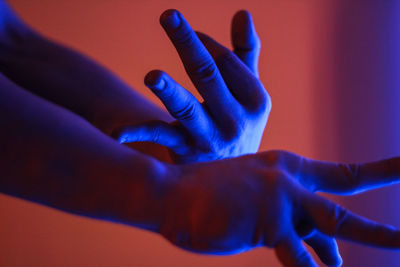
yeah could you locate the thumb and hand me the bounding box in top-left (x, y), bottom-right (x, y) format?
top-left (113, 120), bottom-right (186, 153)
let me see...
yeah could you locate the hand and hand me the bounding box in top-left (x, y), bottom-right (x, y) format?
top-left (115, 10), bottom-right (271, 163)
top-left (160, 150), bottom-right (400, 267)
top-left (288, 153), bottom-right (400, 195)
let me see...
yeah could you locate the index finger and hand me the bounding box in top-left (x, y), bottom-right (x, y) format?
top-left (159, 10), bottom-right (237, 122)
top-left (303, 192), bottom-right (400, 249)
top-left (294, 154), bottom-right (400, 194)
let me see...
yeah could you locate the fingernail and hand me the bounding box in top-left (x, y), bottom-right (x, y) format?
top-left (151, 77), bottom-right (166, 91)
top-left (145, 70), bottom-right (166, 91)
top-left (160, 9), bottom-right (181, 29)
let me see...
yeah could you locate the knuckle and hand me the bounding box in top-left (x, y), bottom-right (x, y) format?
top-left (190, 60), bottom-right (219, 83)
top-left (338, 163), bottom-right (361, 192)
top-left (235, 35), bottom-right (260, 54)
top-left (173, 27), bottom-right (196, 47)
top-left (333, 206), bottom-right (349, 235)
top-left (326, 205), bottom-right (349, 236)
top-left (247, 87), bottom-right (272, 114)
top-left (348, 163), bottom-right (361, 187)
top-left (212, 50), bottom-right (271, 115)
top-left (257, 90), bottom-right (272, 112)
top-left (263, 150), bottom-right (285, 167)
top-left (151, 126), bottom-right (161, 143)
top-left (172, 101), bottom-right (197, 121)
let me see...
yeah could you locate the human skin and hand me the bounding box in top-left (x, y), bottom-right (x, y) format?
top-left (0, 1), bottom-right (170, 133)
top-left (0, 5), bottom-right (343, 263)
top-left (3, 2), bottom-right (400, 267)
top-left (1, 72), bottom-right (400, 267)
top-left (0, 1), bottom-right (270, 164)
top-left (116, 10), bottom-right (271, 164)
top-left (0, 0), bottom-right (173, 161)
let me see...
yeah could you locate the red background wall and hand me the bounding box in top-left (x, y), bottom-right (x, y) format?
top-left (1, 0), bottom-right (399, 266)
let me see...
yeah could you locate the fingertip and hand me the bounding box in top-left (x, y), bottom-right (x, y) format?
top-left (304, 233), bottom-right (343, 267)
top-left (321, 244), bottom-right (343, 267)
top-left (275, 239), bottom-right (317, 267)
top-left (326, 256), bottom-right (343, 267)
top-left (233, 10), bottom-right (252, 23)
top-left (160, 9), bottom-right (182, 30)
top-left (334, 255), bottom-right (343, 267)
top-left (329, 242), bottom-right (343, 267)
top-left (232, 10), bottom-right (253, 33)
top-left (144, 70), bottom-right (166, 91)
top-left (231, 9), bottom-right (259, 50)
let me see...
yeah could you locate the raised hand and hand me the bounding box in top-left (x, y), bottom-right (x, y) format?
top-left (115, 10), bottom-right (271, 163)
top-left (160, 151), bottom-right (400, 267)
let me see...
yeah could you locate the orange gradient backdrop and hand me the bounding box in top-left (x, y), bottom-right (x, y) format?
top-left (1, 0), bottom-right (399, 266)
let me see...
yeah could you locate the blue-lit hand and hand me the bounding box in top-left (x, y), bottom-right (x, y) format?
top-left (115, 10), bottom-right (271, 163)
top-left (161, 151), bottom-right (400, 267)
top-left (291, 153), bottom-right (400, 195)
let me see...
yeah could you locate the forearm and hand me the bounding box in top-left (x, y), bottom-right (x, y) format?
top-left (0, 3), bottom-right (171, 134)
top-left (0, 3), bottom-right (173, 162)
top-left (0, 75), bottom-right (175, 231)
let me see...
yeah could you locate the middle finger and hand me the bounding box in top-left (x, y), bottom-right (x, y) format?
top-left (160, 9), bottom-right (238, 124)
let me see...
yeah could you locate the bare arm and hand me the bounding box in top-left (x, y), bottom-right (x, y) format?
top-left (1, 3), bottom-right (272, 164)
top-left (0, 73), bottom-right (172, 230)
top-left (0, 1), bottom-right (171, 134)
top-left (1, 72), bottom-right (399, 267)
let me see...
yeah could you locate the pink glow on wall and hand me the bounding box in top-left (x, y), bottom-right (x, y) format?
top-left (1, 1), bottom-right (399, 266)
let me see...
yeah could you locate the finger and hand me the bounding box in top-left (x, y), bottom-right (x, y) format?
top-left (231, 10), bottom-right (261, 77)
top-left (197, 32), bottom-right (270, 112)
top-left (303, 232), bottom-right (342, 267)
top-left (297, 156), bottom-right (400, 194)
top-left (159, 9), bottom-right (238, 123)
top-left (303, 192), bottom-right (400, 249)
top-left (144, 70), bottom-right (213, 142)
top-left (275, 230), bottom-right (318, 267)
top-left (112, 120), bottom-right (186, 153)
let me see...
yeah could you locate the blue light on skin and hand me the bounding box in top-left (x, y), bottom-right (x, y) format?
top-left (1, 3), bottom-right (400, 267)
top-left (115, 10), bottom-right (271, 164)
top-left (330, 1), bottom-right (400, 266)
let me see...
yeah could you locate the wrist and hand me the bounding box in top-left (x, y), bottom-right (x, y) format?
top-left (112, 153), bottom-right (181, 232)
